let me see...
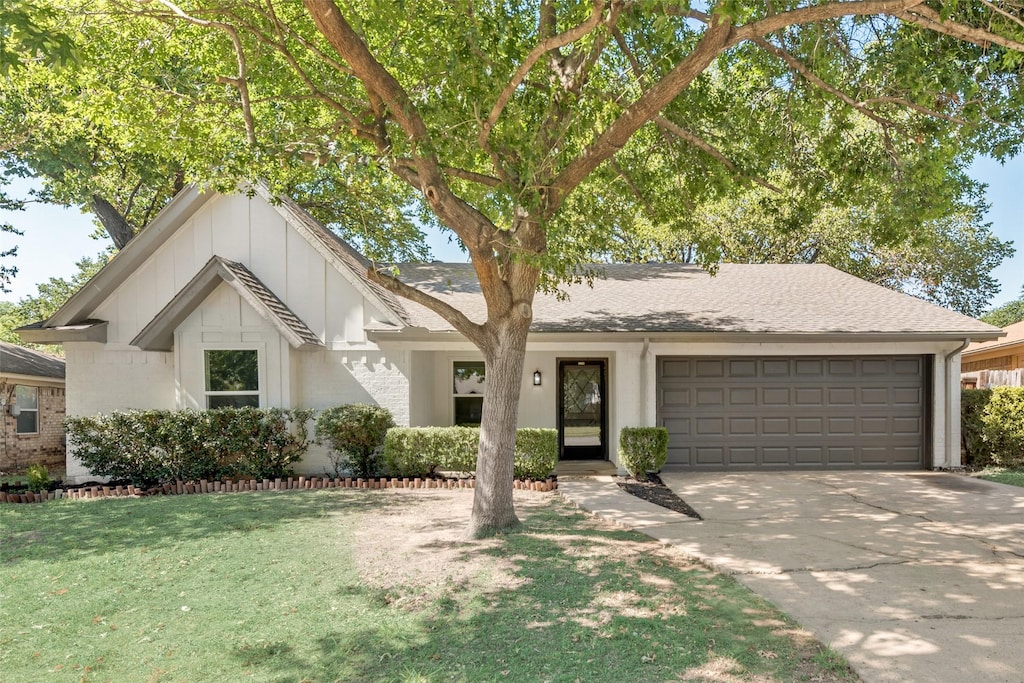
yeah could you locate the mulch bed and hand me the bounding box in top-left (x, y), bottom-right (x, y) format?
top-left (616, 474), bottom-right (702, 520)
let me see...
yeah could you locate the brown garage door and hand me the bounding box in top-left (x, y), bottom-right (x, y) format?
top-left (657, 356), bottom-right (927, 470)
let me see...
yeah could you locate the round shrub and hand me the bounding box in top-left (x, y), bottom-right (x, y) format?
top-left (316, 404), bottom-right (395, 478)
top-left (619, 427), bottom-right (669, 481)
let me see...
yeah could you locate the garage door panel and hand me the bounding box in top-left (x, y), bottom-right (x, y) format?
top-left (861, 387), bottom-right (890, 404)
top-left (661, 388), bottom-right (690, 408)
top-left (763, 387), bottom-right (790, 404)
top-left (729, 417), bottom-right (757, 436)
top-left (695, 359), bottom-right (725, 377)
top-left (696, 447), bottom-right (725, 465)
top-left (828, 417), bottom-right (856, 435)
top-left (795, 417), bottom-right (824, 435)
top-left (828, 447), bottom-right (855, 464)
top-left (795, 387), bottom-right (824, 405)
top-left (729, 388), bottom-right (757, 405)
top-left (893, 358), bottom-right (923, 374)
top-left (796, 447), bottom-right (824, 463)
top-left (695, 388), bottom-right (724, 406)
top-left (657, 355), bottom-right (926, 470)
top-left (729, 360), bottom-right (757, 377)
top-left (893, 417), bottom-right (922, 435)
top-left (893, 387), bottom-right (922, 405)
top-left (828, 359), bottom-right (856, 375)
top-left (828, 388), bottom-right (856, 405)
top-left (728, 447), bottom-right (757, 465)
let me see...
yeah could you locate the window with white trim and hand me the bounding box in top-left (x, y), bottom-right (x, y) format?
top-left (204, 349), bottom-right (260, 408)
top-left (452, 361), bottom-right (485, 426)
top-left (14, 385), bottom-right (38, 434)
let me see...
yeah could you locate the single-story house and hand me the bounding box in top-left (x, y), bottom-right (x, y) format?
top-left (0, 341), bottom-right (67, 473)
top-left (961, 320), bottom-right (1024, 388)
top-left (19, 185), bottom-right (1002, 483)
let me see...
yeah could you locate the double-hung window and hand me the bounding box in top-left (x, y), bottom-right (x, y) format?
top-left (204, 350), bottom-right (260, 408)
top-left (14, 385), bottom-right (38, 434)
top-left (452, 361), bottom-right (485, 426)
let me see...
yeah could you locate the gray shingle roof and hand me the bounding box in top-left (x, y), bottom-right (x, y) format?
top-left (384, 263), bottom-right (999, 336)
top-left (0, 342), bottom-right (65, 379)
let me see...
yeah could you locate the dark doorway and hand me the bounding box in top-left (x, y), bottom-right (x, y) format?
top-left (558, 359), bottom-right (608, 460)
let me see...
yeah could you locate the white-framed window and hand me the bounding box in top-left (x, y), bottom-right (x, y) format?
top-left (204, 349), bottom-right (260, 408)
top-left (14, 385), bottom-right (38, 434)
top-left (452, 360), bottom-right (485, 426)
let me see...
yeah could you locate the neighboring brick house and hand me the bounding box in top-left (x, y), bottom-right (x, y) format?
top-left (0, 342), bottom-right (66, 473)
top-left (961, 320), bottom-right (1024, 389)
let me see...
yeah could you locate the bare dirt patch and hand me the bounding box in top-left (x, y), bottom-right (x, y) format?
top-left (351, 489), bottom-right (550, 608)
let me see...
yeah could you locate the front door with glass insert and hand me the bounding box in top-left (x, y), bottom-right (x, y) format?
top-left (558, 360), bottom-right (607, 460)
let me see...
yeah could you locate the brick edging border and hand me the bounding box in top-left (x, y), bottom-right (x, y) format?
top-left (0, 475), bottom-right (559, 504)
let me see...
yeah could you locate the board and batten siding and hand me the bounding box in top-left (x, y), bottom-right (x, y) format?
top-left (89, 194), bottom-right (369, 348)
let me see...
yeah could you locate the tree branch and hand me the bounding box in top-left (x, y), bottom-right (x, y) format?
top-left (551, 13), bottom-right (735, 205)
top-left (895, 3), bottom-right (1024, 52)
top-left (153, 0), bottom-right (257, 145)
top-left (479, 0), bottom-right (609, 149)
top-left (366, 267), bottom-right (489, 344)
top-left (654, 115), bottom-right (783, 193)
top-left (305, 0), bottom-right (517, 320)
top-left (751, 36), bottom-right (902, 131)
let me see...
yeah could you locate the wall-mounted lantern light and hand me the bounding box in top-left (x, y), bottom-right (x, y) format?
top-left (533, 370), bottom-right (542, 386)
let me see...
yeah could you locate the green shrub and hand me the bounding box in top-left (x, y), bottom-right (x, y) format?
top-left (25, 464), bottom-right (50, 492)
top-left (65, 408), bottom-right (313, 485)
top-left (513, 429), bottom-right (557, 480)
top-left (383, 426), bottom-right (557, 480)
top-left (315, 404), bottom-right (395, 478)
top-left (619, 427), bottom-right (669, 481)
top-left (982, 387), bottom-right (1024, 468)
top-left (962, 389), bottom-right (994, 467)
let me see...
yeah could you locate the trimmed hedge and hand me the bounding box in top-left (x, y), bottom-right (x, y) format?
top-left (618, 427), bottom-right (669, 481)
top-left (382, 427), bottom-right (557, 480)
top-left (65, 408), bottom-right (313, 486)
top-left (315, 404), bottom-right (395, 478)
top-left (982, 387), bottom-right (1024, 468)
top-left (962, 389), bottom-right (994, 467)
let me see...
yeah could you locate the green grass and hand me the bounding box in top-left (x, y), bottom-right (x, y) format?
top-left (976, 467), bottom-right (1024, 488)
top-left (0, 490), bottom-right (856, 682)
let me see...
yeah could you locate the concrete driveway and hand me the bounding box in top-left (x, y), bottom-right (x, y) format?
top-left (655, 472), bottom-right (1024, 682)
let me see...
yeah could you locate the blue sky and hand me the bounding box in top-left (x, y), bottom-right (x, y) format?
top-left (2, 157), bottom-right (1023, 310)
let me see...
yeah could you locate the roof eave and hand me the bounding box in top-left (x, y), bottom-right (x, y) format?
top-left (16, 320), bottom-right (108, 344)
top-left (47, 186), bottom-right (214, 328)
top-left (369, 327), bottom-right (1000, 344)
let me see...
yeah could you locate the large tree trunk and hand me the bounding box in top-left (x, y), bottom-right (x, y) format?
top-left (91, 194), bottom-right (135, 249)
top-left (469, 312), bottom-right (532, 537)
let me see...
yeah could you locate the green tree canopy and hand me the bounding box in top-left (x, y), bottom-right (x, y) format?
top-left (982, 287), bottom-right (1024, 327)
top-left (7, 0), bottom-right (1024, 534)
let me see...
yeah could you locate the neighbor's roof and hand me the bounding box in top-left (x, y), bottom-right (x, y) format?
top-left (0, 342), bottom-right (65, 380)
top-left (963, 320), bottom-right (1024, 356)
top-left (382, 263), bottom-right (1003, 338)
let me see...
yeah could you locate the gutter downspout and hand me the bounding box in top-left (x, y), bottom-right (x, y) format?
top-left (941, 338), bottom-right (971, 470)
top-left (640, 337), bottom-right (651, 426)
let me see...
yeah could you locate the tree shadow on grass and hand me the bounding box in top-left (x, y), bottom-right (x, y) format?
top-left (0, 489), bottom-right (416, 566)
top-left (226, 500), bottom-right (851, 682)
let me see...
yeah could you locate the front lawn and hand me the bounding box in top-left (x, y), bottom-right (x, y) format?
top-left (976, 467), bottom-right (1024, 488)
top-left (0, 489), bottom-right (856, 682)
